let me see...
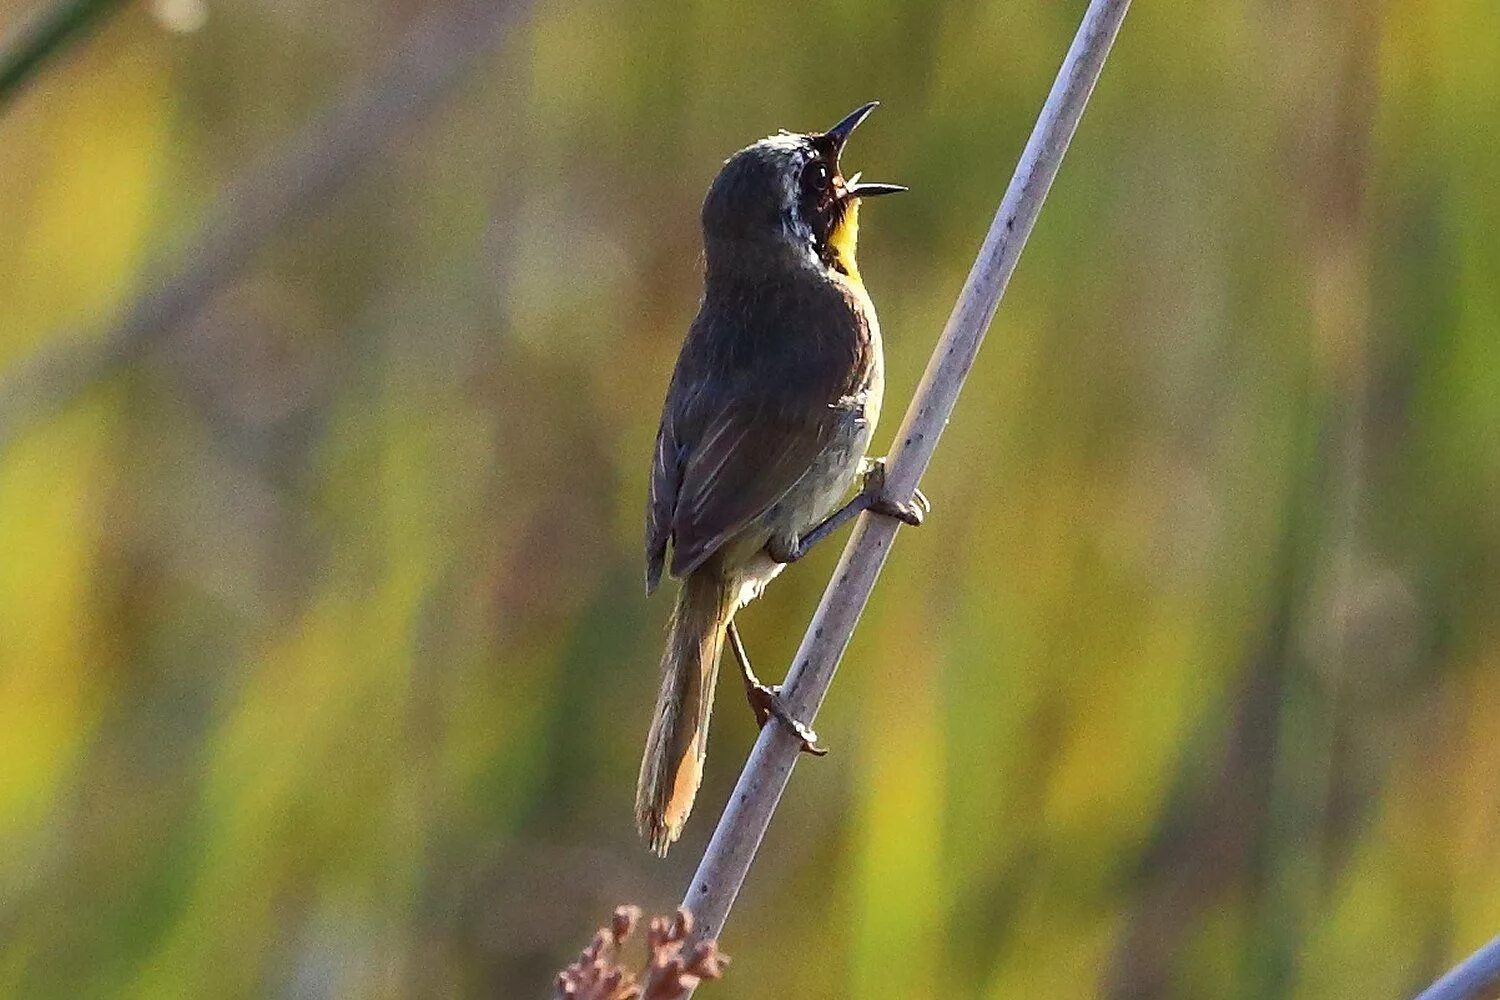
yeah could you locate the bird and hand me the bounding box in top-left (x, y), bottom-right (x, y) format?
top-left (635, 102), bottom-right (926, 856)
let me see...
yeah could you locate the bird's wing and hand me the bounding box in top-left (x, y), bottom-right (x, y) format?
top-left (647, 284), bottom-right (873, 590)
top-left (662, 366), bottom-right (850, 581)
top-left (645, 411), bottom-right (683, 594)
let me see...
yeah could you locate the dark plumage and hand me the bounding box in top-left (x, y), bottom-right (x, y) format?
top-left (637, 105), bottom-right (902, 855)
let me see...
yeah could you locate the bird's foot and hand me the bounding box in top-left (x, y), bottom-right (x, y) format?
top-left (745, 682), bottom-right (828, 756)
top-left (861, 457), bottom-right (930, 527)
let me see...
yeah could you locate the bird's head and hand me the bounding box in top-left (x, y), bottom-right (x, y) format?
top-left (701, 102), bottom-right (905, 281)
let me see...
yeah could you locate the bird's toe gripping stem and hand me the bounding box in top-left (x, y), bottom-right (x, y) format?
top-left (728, 621), bottom-right (827, 755)
top-left (861, 456), bottom-right (929, 527)
top-left (744, 682), bottom-right (828, 756)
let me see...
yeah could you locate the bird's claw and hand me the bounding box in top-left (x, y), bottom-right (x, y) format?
top-left (861, 458), bottom-right (930, 527)
top-left (746, 682), bottom-right (828, 756)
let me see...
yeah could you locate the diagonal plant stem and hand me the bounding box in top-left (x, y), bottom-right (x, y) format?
top-left (676, 0), bottom-right (1132, 977)
top-left (1413, 933), bottom-right (1500, 1000)
top-left (0, 0), bottom-right (127, 112)
top-left (0, 0), bottom-right (528, 455)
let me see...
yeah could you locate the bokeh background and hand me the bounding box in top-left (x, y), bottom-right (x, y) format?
top-left (2, 0), bottom-right (1498, 996)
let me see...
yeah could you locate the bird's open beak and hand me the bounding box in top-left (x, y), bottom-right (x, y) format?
top-left (822, 101), bottom-right (880, 154)
top-left (821, 102), bottom-right (907, 200)
top-left (845, 180), bottom-right (907, 198)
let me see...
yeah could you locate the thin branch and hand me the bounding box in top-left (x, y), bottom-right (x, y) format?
top-left (0, 0), bottom-right (126, 111)
top-left (1414, 934), bottom-right (1500, 1000)
top-left (677, 0), bottom-right (1133, 973)
top-left (0, 0), bottom-right (529, 456)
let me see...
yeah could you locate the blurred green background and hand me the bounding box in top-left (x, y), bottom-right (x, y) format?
top-left (2, 0), bottom-right (1498, 996)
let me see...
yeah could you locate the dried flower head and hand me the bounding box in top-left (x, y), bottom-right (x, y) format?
top-left (641, 909), bottom-right (729, 999)
top-left (554, 906), bottom-right (727, 1000)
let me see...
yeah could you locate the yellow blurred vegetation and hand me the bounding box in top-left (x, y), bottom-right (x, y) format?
top-left (0, 0), bottom-right (1498, 996)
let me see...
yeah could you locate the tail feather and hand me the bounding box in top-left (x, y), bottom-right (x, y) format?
top-left (637, 568), bottom-right (735, 856)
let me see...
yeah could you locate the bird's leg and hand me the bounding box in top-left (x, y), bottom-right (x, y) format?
top-left (765, 498), bottom-right (866, 564)
top-left (765, 457), bottom-right (930, 565)
top-left (726, 620), bottom-right (827, 756)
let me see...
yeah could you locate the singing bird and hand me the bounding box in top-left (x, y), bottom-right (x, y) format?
top-left (637, 103), bottom-right (925, 855)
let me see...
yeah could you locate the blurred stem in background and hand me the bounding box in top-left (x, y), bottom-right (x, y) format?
top-left (0, 0), bottom-right (127, 111)
top-left (0, 0), bottom-right (529, 455)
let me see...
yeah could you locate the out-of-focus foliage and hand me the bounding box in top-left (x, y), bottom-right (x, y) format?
top-left (1, 0), bottom-right (1497, 996)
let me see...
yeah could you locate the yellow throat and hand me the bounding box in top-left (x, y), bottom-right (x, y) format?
top-left (829, 197), bottom-right (862, 282)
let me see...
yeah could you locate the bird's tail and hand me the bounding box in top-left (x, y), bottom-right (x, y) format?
top-left (636, 567), bottom-right (735, 856)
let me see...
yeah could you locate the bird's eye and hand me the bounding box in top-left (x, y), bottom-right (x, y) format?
top-left (808, 160), bottom-right (831, 186)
